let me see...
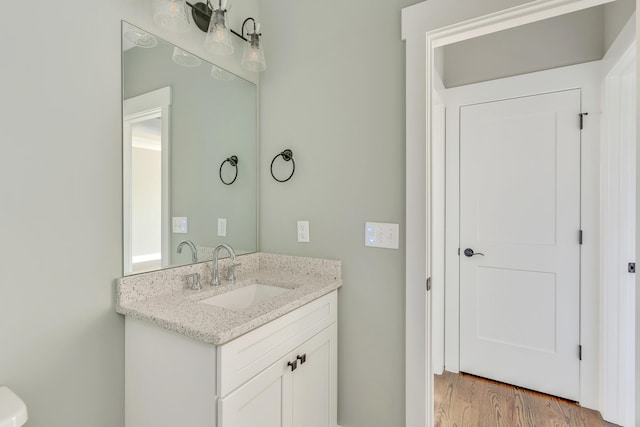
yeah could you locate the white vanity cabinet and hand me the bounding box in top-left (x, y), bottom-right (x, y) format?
top-left (219, 324), bottom-right (336, 427)
top-left (124, 291), bottom-right (338, 427)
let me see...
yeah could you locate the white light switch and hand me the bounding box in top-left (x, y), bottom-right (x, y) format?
top-left (172, 217), bottom-right (188, 234)
top-left (365, 222), bottom-right (399, 249)
top-left (297, 221), bottom-right (310, 243)
top-left (218, 218), bottom-right (227, 237)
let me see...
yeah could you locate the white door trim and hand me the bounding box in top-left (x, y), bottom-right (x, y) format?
top-left (123, 87), bottom-right (172, 274)
top-left (601, 36), bottom-right (636, 426)
top-left (443, 62), bottom-right (601, 407)
top-left (401, 1), bottom-right (629, 425)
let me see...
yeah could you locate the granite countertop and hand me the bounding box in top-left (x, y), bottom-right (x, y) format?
top-left (116, 253), bottom-right (341, 345)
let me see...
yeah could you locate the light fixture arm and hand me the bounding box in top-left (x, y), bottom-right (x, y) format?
top-left (241, 17), bottom-right (260, 38)
top-left (185, 1), bottom-right (255, 42)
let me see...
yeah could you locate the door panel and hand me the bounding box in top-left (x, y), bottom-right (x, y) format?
top-left (459, 90), bottom-right (581, 401)
top-left (474, 111), bottom-right (558, 247)
top-left (476, 268), bottom-right (557, 352)
top-left (219, 355), bottom-right (291, 427)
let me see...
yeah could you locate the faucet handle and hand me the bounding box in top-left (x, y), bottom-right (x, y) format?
top-left (225, 263), bottom-right (241, 282)
top-left (185, 273), bottom-right (201, 291)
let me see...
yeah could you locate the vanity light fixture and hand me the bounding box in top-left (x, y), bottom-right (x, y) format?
top-left (203, 0), bottom-right (234, 55)
top-left (157, 0), bottom-right (267, 72)
top-left (241, 19), bottom-right (266, 72)
top-left (154, 0), bottom-right (192, 33)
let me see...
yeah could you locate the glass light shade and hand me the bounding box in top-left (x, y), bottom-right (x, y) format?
top-left (154, 0), bottom-right (191, 33)
top-left (241, 34), bottom-right (266, 72)
top-left (204, 9), bottom-right (234, 55)
top-left (211, 65), bottom-right (236, 81)
top-left (172, 47), bottom-right (202, 67)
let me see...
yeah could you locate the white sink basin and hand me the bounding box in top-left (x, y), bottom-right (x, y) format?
top-left (199, 284), bottom-right (290, 311)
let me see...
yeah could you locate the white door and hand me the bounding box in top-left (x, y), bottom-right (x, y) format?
top-left (459, 90), bottom-right (581, 401)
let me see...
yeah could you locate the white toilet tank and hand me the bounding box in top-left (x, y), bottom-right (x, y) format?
top-left (0, 387), bottom-right (28, 427)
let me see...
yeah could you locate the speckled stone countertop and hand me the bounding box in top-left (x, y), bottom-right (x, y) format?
top-left (116, 253), bottom-right (341, 345)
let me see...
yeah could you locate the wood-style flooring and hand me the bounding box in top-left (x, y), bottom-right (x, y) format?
top-left (434, 371), bottom-right (618, 427)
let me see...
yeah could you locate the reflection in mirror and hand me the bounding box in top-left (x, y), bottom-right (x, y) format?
top-left (122, 22), bottom-right (258, 276)
top-left (131, 118), bottom-right (163, 270)
top-left (125, 110), bottom-right (166, 274)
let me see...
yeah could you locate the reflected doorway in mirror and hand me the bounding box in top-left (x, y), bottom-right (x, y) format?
top-left (123, 87), bottom-right (172, 275)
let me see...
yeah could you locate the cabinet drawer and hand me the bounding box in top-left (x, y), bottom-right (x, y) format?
top-left (217, 291), bottom-right (337, 397)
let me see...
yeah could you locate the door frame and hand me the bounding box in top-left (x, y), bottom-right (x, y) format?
top-left (402, 0), bottom-right (627, 425)
top-left (600, 24), bottom-right (636, 425)
top-left (442, 63), bottom-right (601, 404)
top-left (123, 86), bottom-right (172, 274)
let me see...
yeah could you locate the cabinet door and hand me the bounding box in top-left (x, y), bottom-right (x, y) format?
top-left (219, 354), bottom-right (293, 427)
top-left (291, 324), bottom-right (338, 427)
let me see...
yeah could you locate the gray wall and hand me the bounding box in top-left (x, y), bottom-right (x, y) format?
top-left (259, 1), bottom-right (415, 425)
top-left (605, 0), bottom-right (637, 49)
top-left (443, 0), bottom-right (635, 88)
top-left (124, 41), bottom-right (258, 267)
top-left (0, 1), bottom-right (258, 426)
top-left (0, 1), bottom-right (128, 426)
top-left (443, 6), bottom-right (605, 87)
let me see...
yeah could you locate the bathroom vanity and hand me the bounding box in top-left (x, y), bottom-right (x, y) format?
top-left (119, 24), bottom-right (340, 427)
top-left (117, 253), bottom-right (341, 427)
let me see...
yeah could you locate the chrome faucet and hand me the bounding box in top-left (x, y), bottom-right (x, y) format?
top-left (177, 240), bottom-right (198, 263)
top-left (211, 243), bottom-right (237, 286)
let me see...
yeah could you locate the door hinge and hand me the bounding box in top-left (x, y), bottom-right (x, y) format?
top-left (629, 263), bottom-right (636, 273)
top-left (579, 112), bottom-right (589, 130)
top-left (579, 345), bottom-right (583, 361)
top-left (579, 230), bottom-right (583, 245)
top-left (426, 277), bottom-right (432, 291)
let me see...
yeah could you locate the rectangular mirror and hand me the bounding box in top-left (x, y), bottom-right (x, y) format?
top-left (122, 22), bottom-right (258, 276)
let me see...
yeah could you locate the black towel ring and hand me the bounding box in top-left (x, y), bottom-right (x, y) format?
top-left (219, 155), bottom-right (238, 185)
top-left (270, 149), bottom-right (295, 183)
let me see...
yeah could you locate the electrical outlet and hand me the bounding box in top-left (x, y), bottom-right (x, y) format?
top-left (218, 218), bottom-right (227, 237)
top-left (297, 221), bottom-right (310, 243)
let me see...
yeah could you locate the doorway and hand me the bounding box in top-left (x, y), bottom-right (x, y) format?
top-left (128, 116), bottom-right (163, 273)
top-left (123, 87), bottom-right (171, 275)
top-left (441, 58), bottom-right (602, 404)
top-left (402, 1), bottom-right (637, 426)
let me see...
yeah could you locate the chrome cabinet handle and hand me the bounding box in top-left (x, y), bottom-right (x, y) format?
top-left (464, 248), bottom-right (484, 257)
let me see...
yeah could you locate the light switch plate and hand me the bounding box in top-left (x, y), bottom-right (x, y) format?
top-left (297, 221), bottom-right (310, 243)
top-left (365, 222), bottom-right (399, 249)
top-left (172, 217), bottom-right (188, 234)
top-left (218, 218), bottom-right (227, 237)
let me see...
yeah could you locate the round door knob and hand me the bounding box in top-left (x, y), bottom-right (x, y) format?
top-left (464, 248), bottom-right (485, 257)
